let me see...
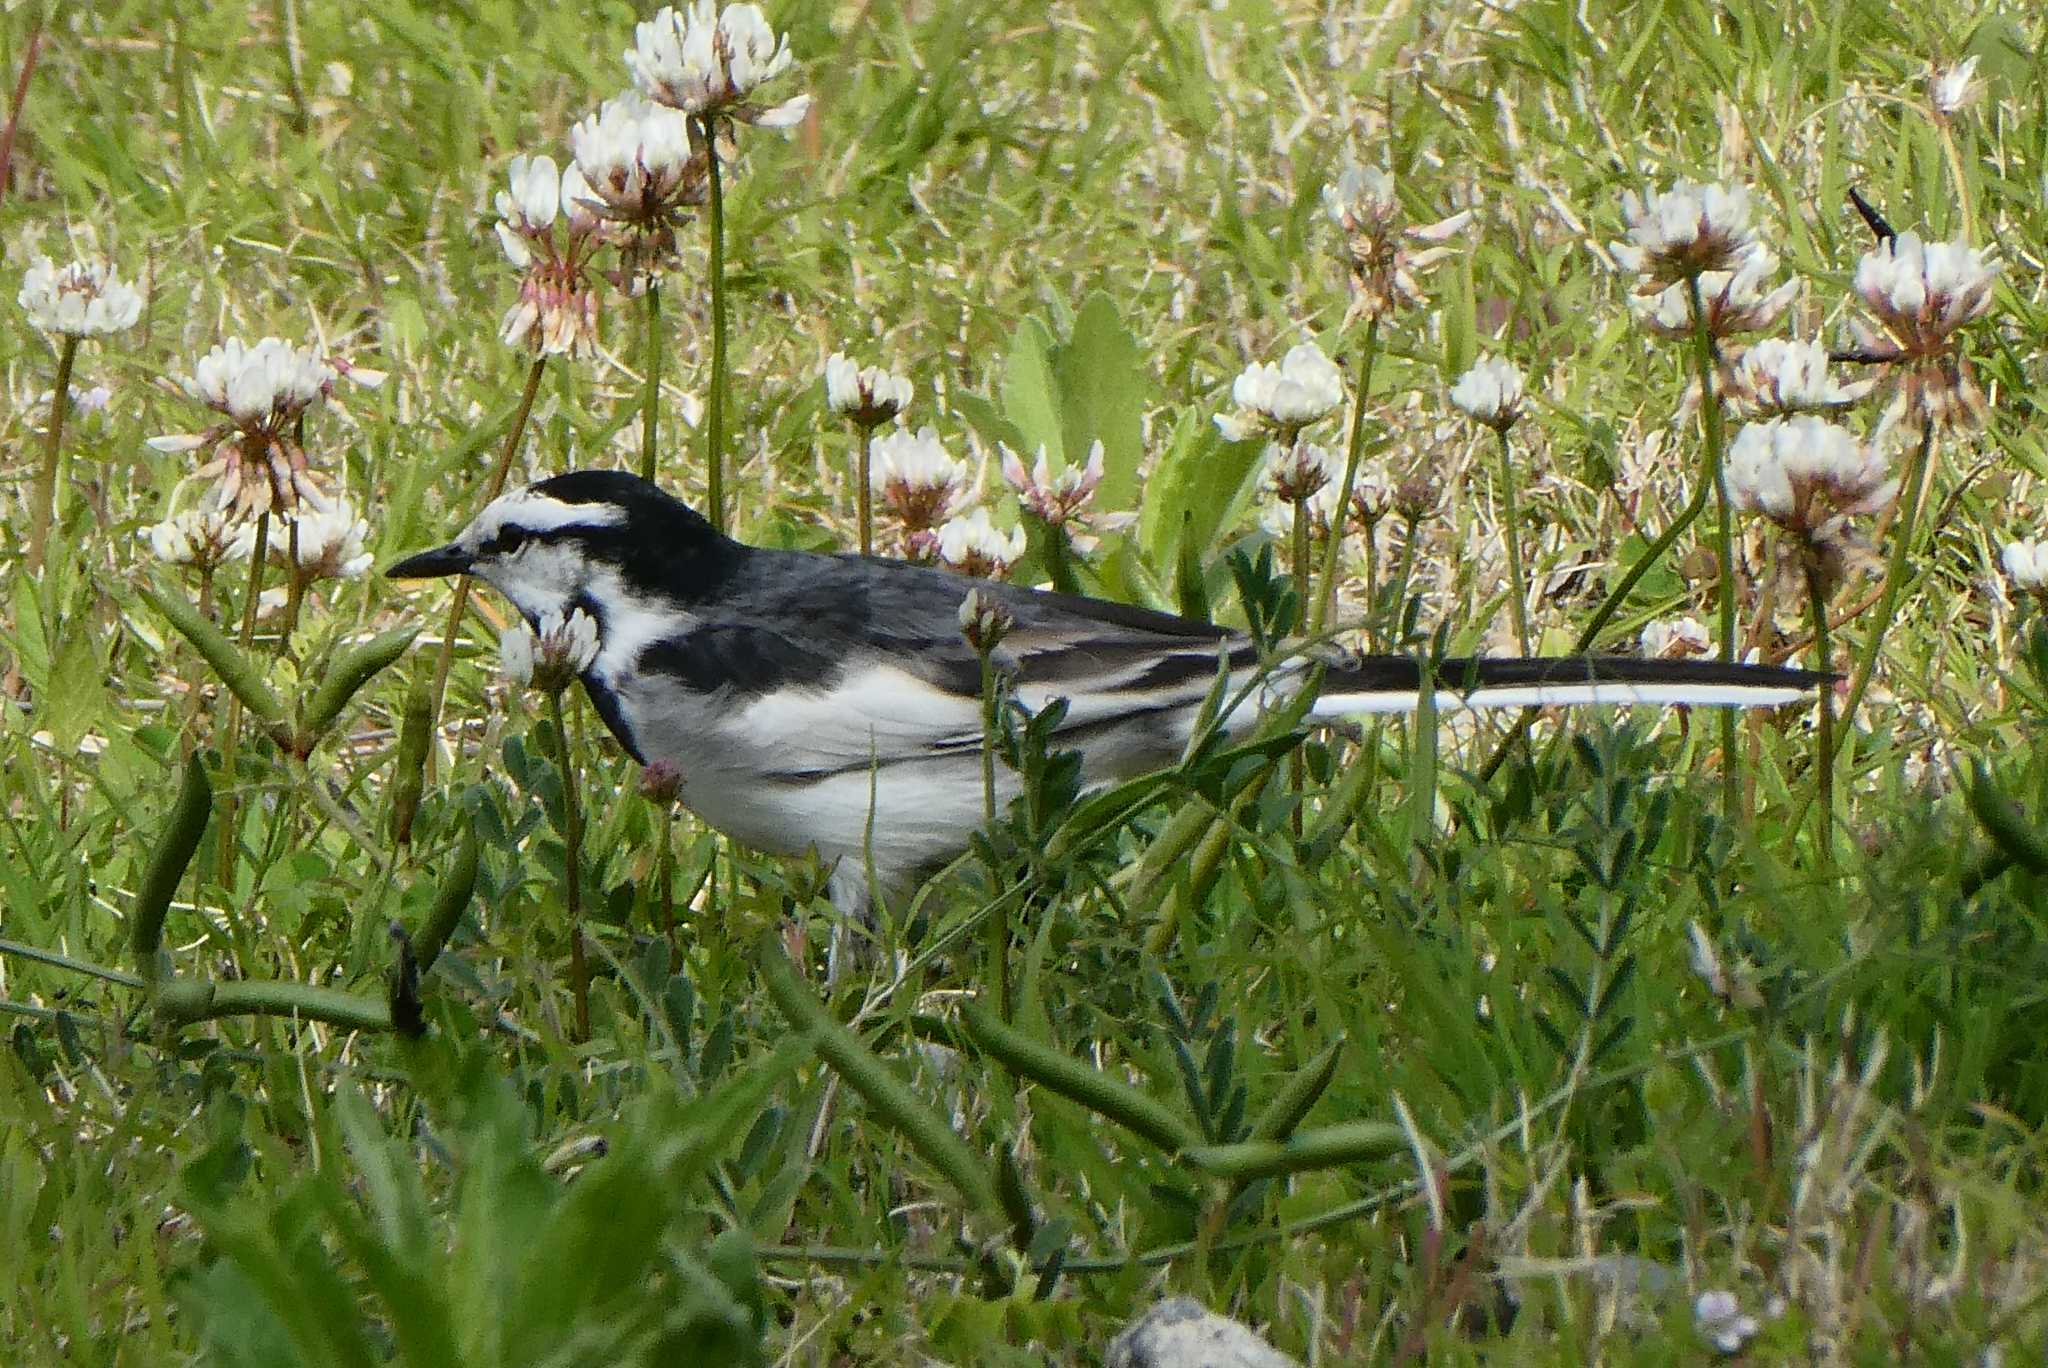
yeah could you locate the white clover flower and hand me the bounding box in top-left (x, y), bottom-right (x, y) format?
top-left (1322, 162), bottom-right (1472, 320)
top-left (625, 2), bottom-right (812, 128)
top-left (1850, 231), bottom-right (1999, 429)
top-left (1726, 416), bottom-right (1895, 535)
top-left (141, 504), bottom-right (251, 573)
top-left (1449, 355), bottom-right (1526, 430)
top-left (1929, 55), bottom-right (1984, 117)
top-left (1632, 245), bottom-right (1799, 340)
top-left (1219, 343), bottom-right (1345, 440)
top-left (936, 506), bottom-right (1026, 579)
top-left (495, 155), bottom-right (604, 356)
top-left (2002, 539), bottom-right (2048, 592)
top-left (18, 255), bottom-right (144, 338)
top-left (571, 92), bottom-right (700, 280)
top-left (1694, 1290), bottom-right (1761, 1355)
top-left (1613, 180), bottom-right (1757, 287)
top-left (503, 608), bottom-right (601, 693)
top-left (824, 352), bottom-right (913, 427)
top-left (1640, 615), bottom-right (1711, 659)
top-left (149, 337), bottom-right (339, 518)
top-left (870, 425), bottom-right (967, 532)
top-left (1728, 338), bottom-right (1874, 417)
top-left (1001, 439), bottom-right (1103, 529)
top-left (275, 498), bottom-right (373, 582)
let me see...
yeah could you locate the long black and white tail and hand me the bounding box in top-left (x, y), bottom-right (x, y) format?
top-left (1309, 655), bottom-right (1825, 717)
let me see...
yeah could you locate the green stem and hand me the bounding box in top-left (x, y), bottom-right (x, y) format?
top-left (1831, 425), bottom-right (1935, 758)
top-left (1686, 272), bottom-right (1738, 823)
top-left (428, 356), bottom-right (547, 736)
top-left (1386, 516), bottom-right (1420, 642)
top-left (979, 647), bottom-right (1009, 1022)
top-left (700, 116), bottom-right (728, 534)
top-left (217, 511), bottom-right (270, 876)
top-left (1311, 319), bottom-right (1380, 635)
top-left (277, 521), bottom-right (305, 654)
top-left (546, 688), bottom-right (589, 1042)
top-left (857, 425), bottom-right (874, 558)
top-left (1800, 541), bottom-right (1835, 869)
top-left (639, 279), bottom-right (662, 482)
top-left (26, 334), bottom-right (79, 575)
top-left (1493, 425), bottom-right (1531, 655)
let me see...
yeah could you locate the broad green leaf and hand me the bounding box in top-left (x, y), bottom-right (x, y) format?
top-left (1052, 292), bottom-right (1146, 510)
top-left (998, 316), bottom-right (1063, 466)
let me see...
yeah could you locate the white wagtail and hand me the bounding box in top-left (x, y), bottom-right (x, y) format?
top-left (387, 470), bottom-right (1821, 915)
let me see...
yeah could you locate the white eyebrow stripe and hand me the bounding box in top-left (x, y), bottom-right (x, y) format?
top-left (468, 489), bottom-right (627, 545)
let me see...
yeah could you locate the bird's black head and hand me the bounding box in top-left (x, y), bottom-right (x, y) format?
top-left (384, 469), bottom-right (742, 627)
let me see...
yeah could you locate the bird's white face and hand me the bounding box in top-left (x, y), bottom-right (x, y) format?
top-left (459, 489), bottom-right (624, 627)
top-left (389, 486), bottom-right (625, 629)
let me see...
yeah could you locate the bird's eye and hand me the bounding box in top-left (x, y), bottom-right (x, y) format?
top-left (494, 528), bottom-right (528, 555)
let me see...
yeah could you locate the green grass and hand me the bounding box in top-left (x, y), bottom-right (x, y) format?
top-left (4, 1), bottom-right (2048, 1361)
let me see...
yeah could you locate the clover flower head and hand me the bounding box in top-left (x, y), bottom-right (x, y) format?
top-left (1613, 180), bottom-right (1757, 287)
top-left (1850, 231), bottom-right (1999, 430)
top-left (1694, 1290), bottom-right (1761, 1356)
top-left (936, 506), bottom-right (1026, 579)
top-left (141, 504), bottom-right (251, 573)
top-left (1322, 162), bottom-right (1471, 320)
top-left (2002, 539), bottom-right (2048, 592)
top-left (1449, 355), bottom-right (1526, 430)
top-left (495, 155), bottom-right (605, 356)
top-left (1929, 55), bottom-right (1984, 117)
top-left (1001, 439), bottom-right (1104, 529)
top-left (1640, 615), bottom-right (1711, 659)
top-left (825, 352), bottom-right (913, 428)
top-left (18, 255), bottom-right (143, 338)
top-left (1262, 440), bottom-right (1338, 506)
top-left (625, 2), bottom-right (812, 129)
top-left (150, 336), bottom-right (339, 517)
top-left (957, 586), bottom-right (1015, 654)
top-left (1218, 343), bottom-right (1345, 440)
top-left (1633, 244), bottom-right (1798, 340)
top-left (276, 497), bottom-right (373, 582)
top-left (870, 425), bottom-right (967, 533)
top-left (571, 92), bottom-right (701, 284)
top-left (1728, 338), bottom-right (1873, 417)
top-left (503, 607), bottom-right (601, 693)
top-left (1727, 416), bottom-right (1895, 537)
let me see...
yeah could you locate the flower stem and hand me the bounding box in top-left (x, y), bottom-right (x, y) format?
top-left (217, 511), bottom-right (270, 875)
top-left (1684, 273), bottom-right (1739, 823)
top-left (26, 334), bottom-right (79, 575)
top-left (277, 520), bottom-right (305, 654)
top-left (700, 116), bottom-right (729, 534)
top-left (977, 648), bottom-right (1009, 1023)
top-left (1799, 541), bottom-right (1836, 868)
top-left (1386, 516), bottom-right (1420, 643)
top-left (1493, 426), bottom-right (1531, 654)
top-left (427, 356), bottom-right (546, 736)
top-left (1312, 318), bottom-right (1380, 635)
top-left (857, 426), bottom-right (874, 558)
top-left (639, 278), bottom-right (662, 482)
top-left (546, 687), bottom-right (589, 1042)
top-left (1831, 424), bottom-right (1935, 757)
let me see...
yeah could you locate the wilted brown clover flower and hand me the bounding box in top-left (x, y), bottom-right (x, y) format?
top-left (1321, 164), bottom-right (1472, 323)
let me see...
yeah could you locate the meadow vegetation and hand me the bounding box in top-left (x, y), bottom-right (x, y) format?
top-left (3, 1), bottom-right (2047, 1361)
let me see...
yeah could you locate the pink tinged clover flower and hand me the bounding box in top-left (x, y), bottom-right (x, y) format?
top-left (870, 425), bottom-right (967, 536)
top-left (1001, 439), bottom-right (1103, 530)
top-left (1727, 338), bottom-right (1874, 418)
top-left (1217, 343), bottom-right (1345, 442)
top-left (1632, 244), bottom-right (1799, 340)
top-left (571, 92), bottom-right (703, 286)
top-left (1726, 415), bottom-right (1895, 539)
top-left (496, 154), bottom-right (605, 357)
top-left (1449, 355), bottom-right (1526, 431)
top-left (502, 607), bottom-right (601, 694)
top-left (825, 353), bottom-right (913, 428)
top-left (1321, 163), bottom-right (1472, 321)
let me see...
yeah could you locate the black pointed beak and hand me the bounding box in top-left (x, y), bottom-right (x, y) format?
top-left (384, 543), bottom-right (472, 579)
